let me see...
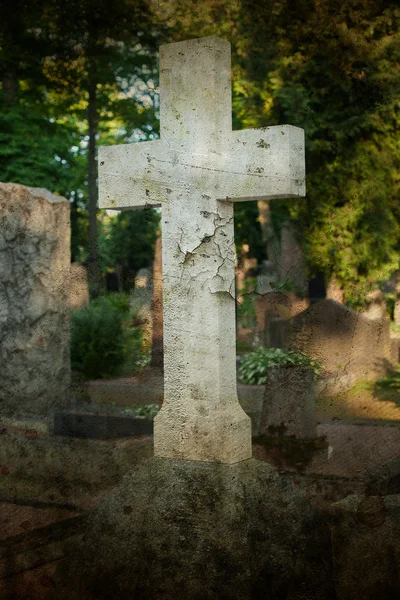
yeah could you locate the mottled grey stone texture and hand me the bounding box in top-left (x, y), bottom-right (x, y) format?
top-left (53, 457), bottom-right (334, 600)
top-left (287, 299), bottom-right (394, 381)
top-left (329, 493), bottom-right (400, 600)
top-left (0, 183), bottom-right (70, 418)
top-left (260, 366), bottom-right (317, 438)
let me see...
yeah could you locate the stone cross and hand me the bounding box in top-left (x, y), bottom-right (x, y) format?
top-left (98, 36), bottom-right (305, 463)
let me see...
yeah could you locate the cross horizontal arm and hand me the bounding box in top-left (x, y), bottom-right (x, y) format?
top-left (98, 141), bottom-right (164, 210)
top-left (99, 125), bottom-right (305, 211)
top-left (218, 124), bottom-right (305, 201)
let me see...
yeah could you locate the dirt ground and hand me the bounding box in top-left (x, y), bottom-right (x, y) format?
top-left (317, 370), bottom-right (400, 423)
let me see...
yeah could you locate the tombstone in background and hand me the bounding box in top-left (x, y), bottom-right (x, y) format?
top-left (256, 259), bottom-right (278, 294)
top-left (278, 220), bottom-right (308, 296)
top-left (362, 289), bottom-right (387, 320)
top-left (326, 277), bottom-right (344, 304)
top-left (53, 37), bottom-right (335, 600)
top-left (69, 263), bottom-right (89, 310)
top-left (151, 232), bottom-right (163, 369)
top-left (256, 291), bottom-right (309, 346)
top-left (130, 268), bottom-right (153, 352)
top-left (288, 299), bottom-right (394, 381)
top-left (259, 366), bottom-right (317, 438)
top-left (269, 316), bottom-right (290, 348)
top-left (0, 183), bottom-right (70, 419)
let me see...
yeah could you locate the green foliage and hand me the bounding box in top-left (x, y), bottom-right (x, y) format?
top-left (238, 347), bottom-right (320, 385)
top-left (0, 98), bottom-right (86, 203)
top-left (232, 0), bottom-right (400, 304)
top-left (2, 0), bottom-right (400, 303)
top-left (71, 293), bottom-right (145, 379)
top-left (98, 208), bottom-right (160, 289)
top-left (234, 202), bottom-right (266, 264)
top-left (122, 404), bottom-right (160, 419)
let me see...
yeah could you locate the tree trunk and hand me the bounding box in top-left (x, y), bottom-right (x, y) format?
top-left (86, 73), bottom-right (102, 296)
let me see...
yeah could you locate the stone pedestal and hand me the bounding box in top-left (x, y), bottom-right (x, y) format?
top-left (260, 366), bottom-right (317, 438)
top-left (53, 457), bottom-right (334, 599)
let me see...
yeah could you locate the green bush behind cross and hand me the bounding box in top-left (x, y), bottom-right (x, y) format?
top-left (71, 293), bottom-right (148, 379)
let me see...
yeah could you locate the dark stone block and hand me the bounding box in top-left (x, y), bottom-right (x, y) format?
top-left (53, 457), bottom-right (335, 600)
top-left (54, 411), bottom-right (153, 439)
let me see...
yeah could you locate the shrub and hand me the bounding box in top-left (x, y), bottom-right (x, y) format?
top-left (238, 347), bottom-right (320, 385)
top-left (71, 293), bottom-right (146, 379)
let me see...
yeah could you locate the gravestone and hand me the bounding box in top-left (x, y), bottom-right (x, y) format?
top-left (326, 278), bottom-right (344, 304)
top-left (54, 37), bottom-right (334, 599)
top-left (0, 183), bottom-right (71, 420)
top-left (278, 220), bottom-right (307, 295)
top-left (287, 299), bottom-right (394, 381)
top-left (69, 263), bottom-right (89, 310)
top-left (362, 289), bottom-right (387, 320)
top-left (256, 291), bottom-right (309, 346)
top-left (259, 366), bottom-right (317, 438)
top-left (98, 36), bottom-right (305, 464)
top-left (151, 232), bottom-right (163, 368)
top-left (257, 259), bottom-right (278, 294)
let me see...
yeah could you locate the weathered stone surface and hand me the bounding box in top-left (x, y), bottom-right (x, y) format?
top-left (260, 366), bottom-right (317, 438)
top-left (287, 299), bottom-right (394, 381)
top-left (278, 220), bottom-right (307, 295)
top-left (98, 36), bottom-right (305, 463)
top-left (361, 289), bottom-right (387, 320)
top-left (54, 410), bottom-right (153, 439)
top-left (256, 291), bottom-right (309, 346)
top-left (0, 424), bottom-right (152, 491)
top-left (69, 263), bottom-right (89, 310)
top-left (329, 494), bottom-right (400, 600)
top-left (53, 457), bottom-right (334, 600)
top-left (256, 259), bottom-right (278, 294)
top-left (0, 183), bottom-right (71, 419)
top-left (326, 278), bottom-right (344, 304)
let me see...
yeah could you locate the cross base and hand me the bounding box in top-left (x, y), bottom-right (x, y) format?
top-left (154, 403), bottom-right (252, 463)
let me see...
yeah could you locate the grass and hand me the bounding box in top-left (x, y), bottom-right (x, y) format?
top-left (317, 367), bottom-right (400, 423)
